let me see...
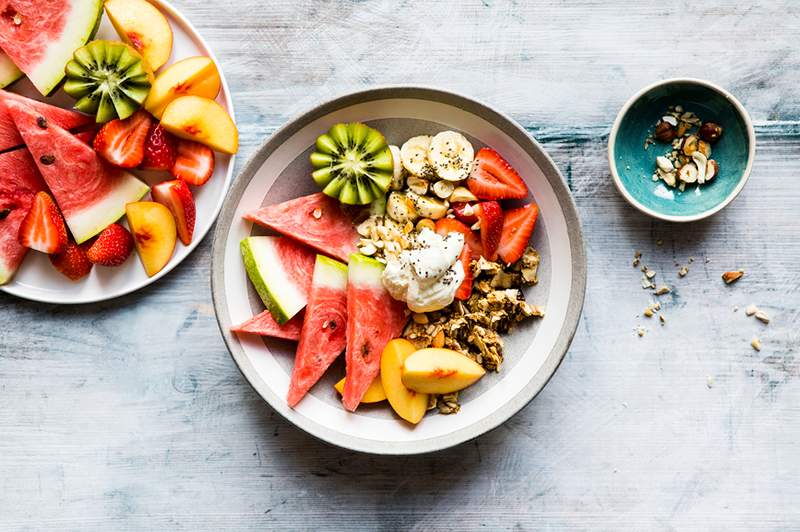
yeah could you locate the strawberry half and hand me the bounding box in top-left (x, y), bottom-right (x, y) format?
top-left (474, 201), bottom-right (503, 261)
top-left (17, 191), bottom-right (67, 254)
top-left (497, 203), bottom-right (539, 264)
top-left (434, 218), bottom-right (483, 257)
top-left (171, 140), bottom-right (215, 186)
top-left (467, 147), bottom-right (529, 200)
top-left (451, 201), bottom-right (478, 225)
top-left (151, 179), bottom-right (196, 245)
top-left (140, 123), bottom-right (177, 171)
top-left (85, 223), bottom-right (134, 267)
top-left (454, 246), bottom-right (473, 300)
top-left (93, 110), bottom-right (153, 168)
top-left (50, 240), bottom-right (93, 281)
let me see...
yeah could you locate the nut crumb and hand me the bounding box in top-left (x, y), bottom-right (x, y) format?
top-left (643, 307), bottom-right (654, 318)
top-left (645, 269), bottom-right (656, 279)
top-left (659, 314), bottom-right (666, 325)
top-left (706, 376), bottom-right (714, 389)
top-left (722, 270), bottom-right (744, 284)
top-left (754, 310), bottom-right (770, 324)
top-left (655, 286), bottom-right (671, 296)
top-left (636, 327), bottom-right (646, 337)
top-left (688, 257), bottom-right (695, 263)
top-left (656, 239), bottom-right (663, 246)
top-left (678, 266), bottom-right (689, 277)
top-left (745, 304), bottom-right (758, 316)
top-left (751, 337), bottom-right (761, 351)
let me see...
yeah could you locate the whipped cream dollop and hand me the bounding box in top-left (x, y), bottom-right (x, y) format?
top-left (382, 228), bottom-right (465, 313)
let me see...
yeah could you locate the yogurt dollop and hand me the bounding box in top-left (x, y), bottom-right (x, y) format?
top-left (382, 228), bottom-right (465, 313)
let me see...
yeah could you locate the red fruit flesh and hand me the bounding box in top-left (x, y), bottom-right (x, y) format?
top-left (497, 203), bottom-right (539, 265)
top-left (451, 201), bottom-right (478, 225)
top-left (141, 123), bottom-right (177, 170)
top-left (474, 201), bottom-right (503, 261)
top-left (454, 246), bottom-right (473, 300)
top-left (50, 240), bottom-right (93, 281)
top-left (467, 147), bottom-right (529, 200)
top-left (231, 309), bottom-right (305, 340)
top-left (151, 179), bottom-right (196, 245)
top-left (93, 110), bottom-right (153, 168)
top-left (17, 191), bottom-right (67, 254)
top-left (434, 218), bottom-right (483, 257)
top-left (171, 140), bottom-right (214, 186)
top-left (85, 223), bottom-right (134, 267)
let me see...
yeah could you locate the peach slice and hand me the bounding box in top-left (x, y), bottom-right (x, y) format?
top-left (105, 0), bottom-right (173, 71)
top-left (380, 339), bottom-right (429, 424)
top-left (401, 348), bottom-right (485, 394)
top-left (145, 56), bottom-right (221, 118)
top-left (334, 376), bottom-right (386, 404)
top-left (160, 95), bottom-right (238, 154)
top-left (126, 201), bottom-right (176, 276)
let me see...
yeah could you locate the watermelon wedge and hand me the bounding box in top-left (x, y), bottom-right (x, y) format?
top-left (244, 192), bottom-right (359, 263)
top-left (342, 254), bottom-right (408, 411)
top-left (231, 309), bottom-right (304, 341)
top-left (0, 147), bottom-right (46, 284)
top-left (287, 255), bottom-right (348, 407)
top-left (0, 90), bottom-right (94, 152)
top-left (240, 236), bottom-right (315, 324)
top-left (0, 0), bottom-right (103, 96)
top-left (4, 98), bottom-right (148, 243)
top-left (0, 52), bottom-right (22, 88)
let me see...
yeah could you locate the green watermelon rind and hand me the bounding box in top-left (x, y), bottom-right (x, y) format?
top-left (19, 0), bottom-right (104, 96)
top-left (240, 237), bottom-right (307, 325)
top-left (313, 255), bottom-right (348, 288)
top-left (0, 53), bottom-right (22, 89)
top-left (347, 253), bottom-right (385, 285)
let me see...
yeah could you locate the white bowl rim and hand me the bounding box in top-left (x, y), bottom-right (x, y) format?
top-left (210, 85), bottom-right (587, 455)
top-left (607, 77), bottom-right (756, 223)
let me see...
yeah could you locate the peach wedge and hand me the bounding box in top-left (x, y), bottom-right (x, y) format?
top-left (160, 95), bottom-right (238, 154)
top-left (145, 56), bottom-right (221, 119)
top-left (334, 376), bottom-right (386, 404)
top-left (381, 339), bottom-right (429, 424)
top-left (126, 201), bottom-right (176, 277)
top-left (401, 348), bottom-right (485, 395)
top-left (105, 0), bottom-right (173, 71)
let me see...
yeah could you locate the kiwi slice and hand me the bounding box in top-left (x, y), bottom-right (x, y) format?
top-left (63, 40), bottom-right (154, 123)
top-left (310, 122), bottom-right (394, 205)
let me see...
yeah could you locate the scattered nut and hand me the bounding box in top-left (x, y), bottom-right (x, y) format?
top-left (682, 135), bottom-right (699, 156)
top-left (645, 269), bottom-right (656, 279)
top-left (431, 329), bottom-right (445, 348)
top-left (745, 304), bottom-right (758, 316)
top-left (751, 337), bottom-right (761, 351)
top-left (654, 120), bottom-right (677, 142)
top-left (656, 156), bottom-right (674, 173)
top-left (696, 140), bottom-right (712, 158)
top-left (692, 152), bottom-right (708, 183)
top-left (754, 311), bottom-right (770, 324)
top-left (643, 307), bottom-right (654, 318)
top-left (705, 159), bottom-right (719, 181)
top-left (659, 314), bottom-right (666, 325)
top-left (636, 326), bottom-right (646, 337)
top-left (678, 266), bottom-right (689, 277)
top-left (698, 122), bottom-right (723, 143)
top-left (661, 115), bottom-right (678, 127)
top-left (678, 163), bottom-right (698, 183)
top-left (655, 286), bottom-right (671, 295)
top-left (722, 270), bottom-right (744, 284)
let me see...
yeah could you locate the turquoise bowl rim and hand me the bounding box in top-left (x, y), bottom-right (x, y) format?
top-left (608, 78), bottom-right (756, 222)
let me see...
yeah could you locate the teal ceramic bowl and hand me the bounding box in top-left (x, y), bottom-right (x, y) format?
top-left (609, 78), bottom-right (755, 222)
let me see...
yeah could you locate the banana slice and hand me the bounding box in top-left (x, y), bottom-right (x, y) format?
top-left (426, 130), bottom-right (474, 182)
top-left (400, 135), bottom-right (432, 176)
top-left (388, 145), bottom-right (405, 190)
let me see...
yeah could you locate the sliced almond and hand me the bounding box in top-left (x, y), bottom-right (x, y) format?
top-left (449, 186), bottom-right (477, 203)
top-left (678, 163), bottom-right (698, 183)
top-left (722, 270), bottom-right (744, 284)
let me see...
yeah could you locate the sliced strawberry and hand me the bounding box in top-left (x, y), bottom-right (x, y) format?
top-left (85, 223), bottom-right (134, 267)
top-left (50, 240), bottom-right (93, 281)
top-left (434, 218), bottom-right (483, 257)
top-left (474, 201), bottom-right (503, 261)
top-left (497, 203), bottom-right (539, 264)
top-left (17, 191), bottom-right (67, 254)
top-left (151, 179), bottom-right (196, 245)
top-left (451, 201), bottom-right (478, 225)
top-left (454, 246), bottom-right (473, 300)
top-left (171, 140), bottom-right (215, 186)
top-left (467, 147), bottom-right (529, 200)
top-left (141, 123), bottom-right (177, 171)
top-left (93, 110), bottom-right (153, 168)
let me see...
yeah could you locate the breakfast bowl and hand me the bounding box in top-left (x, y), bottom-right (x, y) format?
top-left (211, 86), bottom-right (586, 454)
top-left (608, 78), bottom-right (755, 222)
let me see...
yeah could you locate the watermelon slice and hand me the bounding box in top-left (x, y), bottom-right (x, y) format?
top-left (231, 309), bottom-right (304, 341)
top-left (240, 236), bottom-right (315, 324)
top-left (287, 255), bottom-right (348, 407)
top-left (4, 98), bottom-right (148, 243)
top-left (0, 147), bottom-right (46, 284)
top-left (0, 90), bottom-right (94, 152)
top-left (0, 0), bottom-right (103, 96)
top-left (342, 253), bottom-right (408, 411)
top-left (0, 52), bottom-right (22, 88)
top-left (244, 192), bottom-right (359, 263)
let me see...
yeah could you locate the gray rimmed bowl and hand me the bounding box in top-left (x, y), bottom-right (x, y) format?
top-left (211, 86), bottom-right (586, 455)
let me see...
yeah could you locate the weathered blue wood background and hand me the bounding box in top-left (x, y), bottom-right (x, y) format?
top-left (2, 1), bottom-right (799, 529)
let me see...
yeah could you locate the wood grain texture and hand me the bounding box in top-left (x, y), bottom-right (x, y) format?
top-left (2, 0), bottom-right (800, 530)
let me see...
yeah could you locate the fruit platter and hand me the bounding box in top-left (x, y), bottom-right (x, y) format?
top-left (212, 87), bottom-right (586, 454)
top-left (0, 0), bottom-right (236, 303)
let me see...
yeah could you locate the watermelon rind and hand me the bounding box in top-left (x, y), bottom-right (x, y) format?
top-left (0, 53), bottom-right (22, 89)
top-left (69, 175), bottom-right (149, 244)
top-left (314, 255), bottom-right (348, 288)
top-left (240, 237), bottom-right (308, 324)
top-left (347, 253), bottom-right (385, 286)
top-left (4, 0), bottom-right (103, 96)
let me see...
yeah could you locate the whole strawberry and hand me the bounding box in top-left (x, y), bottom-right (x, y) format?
top-left (50, 240), bottom-right (93, 281)
top-left (141, 123), bottom-right (177, 171)
top-left (86, 223), bottom-right (134, 266)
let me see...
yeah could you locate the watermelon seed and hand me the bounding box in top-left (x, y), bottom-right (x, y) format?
top-left (36, 116), bottom-right (47, 129)
top-left (40, 155), bottom-right (56, 165)
top-left (0, 208), bottom-right (10, 220)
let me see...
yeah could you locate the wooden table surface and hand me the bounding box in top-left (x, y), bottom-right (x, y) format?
top-left (2, 1), bottom-right (799, 530)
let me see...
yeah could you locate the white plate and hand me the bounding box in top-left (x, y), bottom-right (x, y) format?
top-left (0, 0), bottom-right (235, 304)
top-left (212, 87), bottom-right (586, 455)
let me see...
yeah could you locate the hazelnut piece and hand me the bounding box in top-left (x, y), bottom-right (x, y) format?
top-left (698, 122), bottom-right (723, 143)
top-left (654, 120), bottom-right (676, 142)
